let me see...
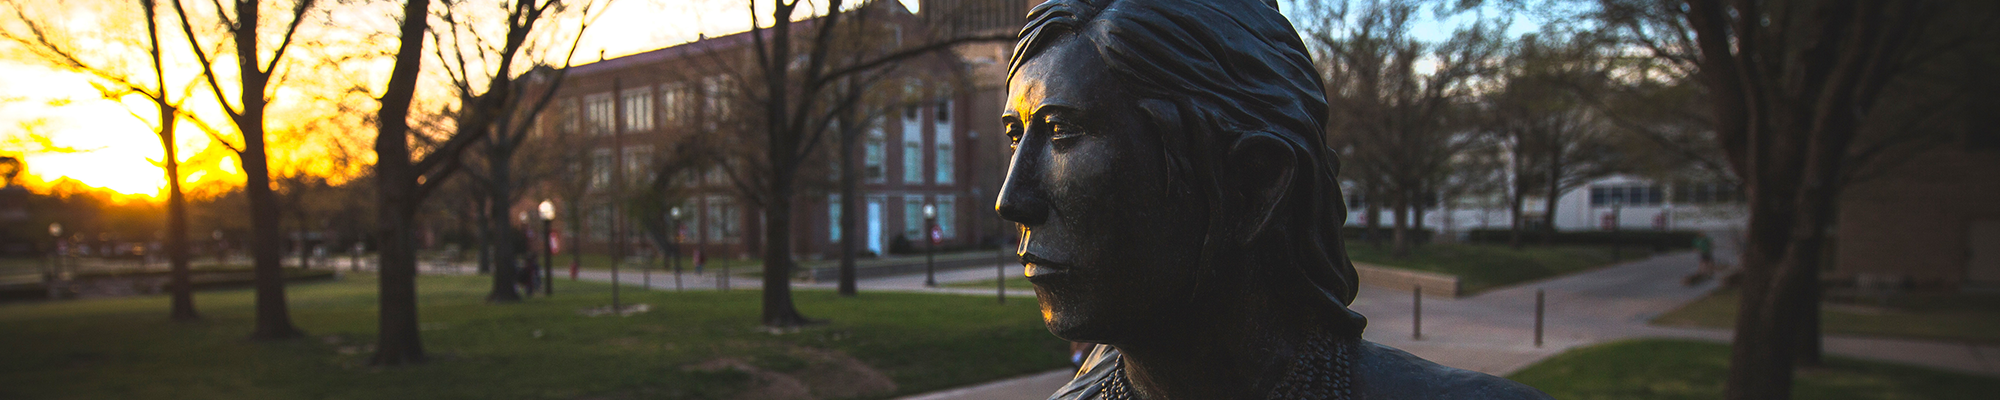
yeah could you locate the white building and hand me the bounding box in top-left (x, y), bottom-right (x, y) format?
top-left (1346, 174), bottom-right (1746, 236)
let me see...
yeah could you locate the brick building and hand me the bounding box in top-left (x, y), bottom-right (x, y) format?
top-left (522, 0), bottom-right (1035, 262)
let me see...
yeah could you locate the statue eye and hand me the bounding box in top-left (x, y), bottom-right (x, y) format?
top-left (1050, 123), bottom-right (1080, 141)
top-left (1005, 123), bottom-right (1024, 148)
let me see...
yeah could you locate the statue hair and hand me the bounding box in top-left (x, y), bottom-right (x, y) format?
top-left (1010, 0), bottom-right (1366, 333)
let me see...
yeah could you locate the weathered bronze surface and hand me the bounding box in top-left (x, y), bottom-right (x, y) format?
top-left (995, 0), bottom-right (1552, 398)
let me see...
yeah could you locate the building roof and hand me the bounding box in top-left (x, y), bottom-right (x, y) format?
top-left (566, 1), bottom-right (909, 78)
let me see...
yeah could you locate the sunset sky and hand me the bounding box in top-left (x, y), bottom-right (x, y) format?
top-left (0, 0), bottom-right (1480, 200)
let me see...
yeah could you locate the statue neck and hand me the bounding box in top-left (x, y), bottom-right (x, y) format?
top-left (1111, 282), bottom-right (1328, 399)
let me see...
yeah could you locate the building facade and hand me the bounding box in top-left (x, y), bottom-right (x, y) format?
top-left (521, 0), bottom-right (1033, 262)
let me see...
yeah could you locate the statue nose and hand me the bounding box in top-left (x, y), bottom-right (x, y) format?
top-left (995, 153), bottom-right (1049, 226)
top-left (995, 184), bottom-right (1047, 226)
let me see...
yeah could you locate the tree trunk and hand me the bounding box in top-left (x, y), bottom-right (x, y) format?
top-left (161, 108), bottom-right (196, 322)
top-left (487, 148), bottom-right (521, 302)
top-left (373, 194), bottom-right (426, 365)
top-left (476, 197), bottom-right (492, 274)
top-left (762, 162), bottom-right (813, 325)
top-left (370, 0), bottom-right (432, 366)
top-left (1365, 183), bottom-right (1383, 249)
top-left (1412, 188), bottom-right (1427, 247)
top-left (1509, 150), bottom-right (1526, 250)
top-left (838, 119), bottom-right (861, 297)
top-left (244, 117), bottom-right (300, 340)
top-left (1391, 188), bottom-right (1410, 257)
top-left (296, 208), bottom-right (311, 270)
top-left (1542, 154), bottom-right (1561, 245)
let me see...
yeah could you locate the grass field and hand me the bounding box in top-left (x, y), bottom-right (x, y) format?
top-left (1653, 288), bottom-right (2000, 344)
top-left (0, 275), bottom-right (1068, 400)
top-left (1509, 339), bottom-right (2000, 399)
top-left (1345, 243), bottom-right (1651, 293)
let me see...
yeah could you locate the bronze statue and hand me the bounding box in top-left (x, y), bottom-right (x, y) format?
top-left (995, 0), bottom-right (1552, 398)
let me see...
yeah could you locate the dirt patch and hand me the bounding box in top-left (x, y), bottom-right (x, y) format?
top-left (686, 346), bottom-right (896, 400)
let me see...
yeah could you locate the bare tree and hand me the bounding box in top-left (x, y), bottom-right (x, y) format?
top-left (1669, 1), bottom-right (1989, 397)
top-left (2, 0), bottom-right (203, 321)
top-left (371, 0), bottom-right (458, 366)
top-left (731, 0), bottom-right (1007, 326)
top-left (1308, 0), bottom-right (1502, 257)
top-left (425, 0), bottom-right (599, 302)
top-left (1490, 33), bottom-right (1626, 244)
top-left (169, 0), bottom-right (321, 340)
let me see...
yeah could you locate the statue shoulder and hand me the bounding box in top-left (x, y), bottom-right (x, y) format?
top-left (1047, 344), bottom-right (1120, 400)
top-left (1347, 340), bottom-right (1553, 400)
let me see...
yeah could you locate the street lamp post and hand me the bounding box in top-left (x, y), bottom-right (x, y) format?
top-left (47, 223), bottom-right (62, 299)
top-left (212, 230), bottom-right (224, 266)
top-left (539, 200), bottom-right (556, 296)
top-left (923, 203), bottom-right (937, 287)
top-left (670, 207), bottom-right (682, 292)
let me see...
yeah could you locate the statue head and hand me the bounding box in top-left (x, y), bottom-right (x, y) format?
top-left (997, 0), bottom-right (1363, 345)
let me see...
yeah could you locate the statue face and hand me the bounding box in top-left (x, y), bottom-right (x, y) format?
top-left (998, 39), bottom-right (1208, 343)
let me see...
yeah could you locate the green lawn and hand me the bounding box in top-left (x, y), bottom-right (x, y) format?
top-left (0, 275), bottom-right (1068, 400)
top-left (1652, 288), bottom-right (2000, 344)
top-left (943, 278), bottom-right (1034, 291)
top-left (1509, 339), bottom-right (1999, 399)
top-left (1345, 243), bottom-right (1651, 293)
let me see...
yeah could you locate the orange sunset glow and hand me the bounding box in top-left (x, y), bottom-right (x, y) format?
top-left (0, 0), bottom-right (781, 200)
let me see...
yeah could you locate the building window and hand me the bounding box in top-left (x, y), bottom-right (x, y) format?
top-left (904, 195), bottom-right (925, 239)
top-left (589, 148), bottom-right (612, 190)
top-left (659, 83), bottom-right (684, 126)
top-left (624, 146), bottom-right (653, 185)
top-left (934, 100), bottom-right (953, 184)
top-left (702, 76), bottom-right (729, 129)
top-left (705, 195), bottom-right (740, 243)
top-left (704, 166), bottom-right (728, 187)
top-left (1590, 184), bottom-right (1665, 206)
top-left (1672, 182), bottom-right (1742, 204)
top-left (622, 87), bottom-right (653, 131)
top-left (902, 105), bottom-right (924, 184)
top-left (682, 199), bottom-right (702, 242)
top-left (936, 195), bottom-right (955, 239)
top-left (864, 124), bottom-right (886, 183)
top-left (557, 98), bottom-right (579, 135)
top-left (827, 195), bottom-right (841, 243)
top-left (589, 204), bottom-right (612, 240)
top-left (585, 93), bottom-right (614, 135)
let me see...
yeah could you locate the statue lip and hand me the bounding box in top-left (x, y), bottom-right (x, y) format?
top-left (1021, 252), bottom-right (1071, 279)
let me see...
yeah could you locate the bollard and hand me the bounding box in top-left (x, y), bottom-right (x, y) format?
top-left (1534, 289), bottom-right (1545, 347)
top-left (1412, 285), bottom-right (1423, 340)
top-left (997, 246), bottom-right (1007, 303)
top-left (611, 260), bottom-right (621, 312)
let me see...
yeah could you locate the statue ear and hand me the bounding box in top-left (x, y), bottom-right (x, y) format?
top-left (1221, 132), bottom-right (1295, 244)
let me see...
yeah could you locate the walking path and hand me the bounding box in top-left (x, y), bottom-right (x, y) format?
top-left (880, 233), bottom-right (2000, 399)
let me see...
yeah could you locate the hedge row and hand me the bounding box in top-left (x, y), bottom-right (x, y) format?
top-left (1464, 229), bottom-right (1699, 249)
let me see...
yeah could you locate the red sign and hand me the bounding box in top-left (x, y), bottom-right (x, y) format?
top-left (929, 226), bottom-right (943, 245)
top-left (549, 231), bottom-right (563, 254)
